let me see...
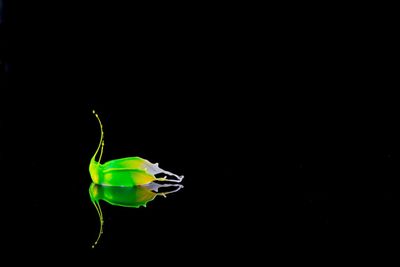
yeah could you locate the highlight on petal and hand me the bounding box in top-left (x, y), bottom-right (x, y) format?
top-left (141, 160), bottom-right (184, 182)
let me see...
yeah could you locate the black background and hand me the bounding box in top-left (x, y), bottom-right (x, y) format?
top-left (1, 0), bottom-right (397, 263)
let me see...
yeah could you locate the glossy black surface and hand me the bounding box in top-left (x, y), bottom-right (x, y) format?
top-left (2, 0), bottom-right (396, 262)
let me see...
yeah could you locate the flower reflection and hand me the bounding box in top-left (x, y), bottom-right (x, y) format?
top-left (89, 182), bottom-right (183, 248)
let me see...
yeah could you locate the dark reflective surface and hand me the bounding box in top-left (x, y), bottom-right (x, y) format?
top-left (5, 0), bottom-right (398, 262)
